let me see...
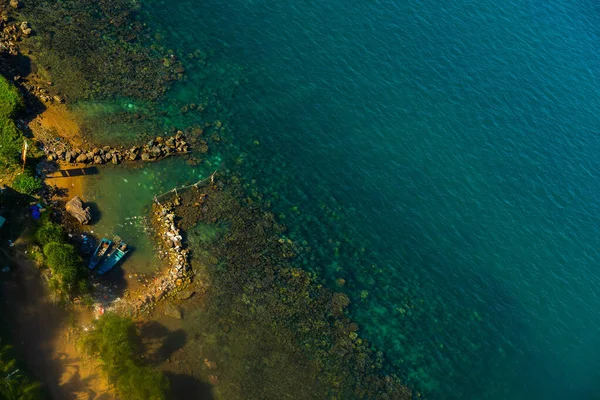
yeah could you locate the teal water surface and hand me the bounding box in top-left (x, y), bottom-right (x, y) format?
top-left (97, 0), bottom-right (600, 398)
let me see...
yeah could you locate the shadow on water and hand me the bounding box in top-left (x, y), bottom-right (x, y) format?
top-left (164, 372), bottom-right (213, 400)
top-left (139, 321), bottom-right (187, 363)
top-left (85, 202), bottom-right (101, 225)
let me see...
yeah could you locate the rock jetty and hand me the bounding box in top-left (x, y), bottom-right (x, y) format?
top-left (44, 131), bottom-right (190, 166)
top-left (127, 200), bottom-right (191, 315)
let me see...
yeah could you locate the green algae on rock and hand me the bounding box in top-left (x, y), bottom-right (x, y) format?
top-left (16, 0), bottom-right (184, 101)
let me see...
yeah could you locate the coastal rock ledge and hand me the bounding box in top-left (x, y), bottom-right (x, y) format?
top-left (44, 132), bottom-right (190, 166)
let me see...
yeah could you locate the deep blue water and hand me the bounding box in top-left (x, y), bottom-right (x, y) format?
top-left (137, 0), bottom-right (600, 398)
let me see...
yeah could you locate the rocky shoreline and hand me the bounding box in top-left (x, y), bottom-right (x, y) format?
top-left (44, 130), bottom-right (191, 166)
top-left (117, 196), bottom-right (193, 317)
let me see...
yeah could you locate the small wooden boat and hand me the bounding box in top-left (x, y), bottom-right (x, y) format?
top-left (88, 238), bottom-right (112, 270)
top-left (97, 239), bottom-right (129, 275)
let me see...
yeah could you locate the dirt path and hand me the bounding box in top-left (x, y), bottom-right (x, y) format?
top-left (1, 246), bottom-right (114, 400)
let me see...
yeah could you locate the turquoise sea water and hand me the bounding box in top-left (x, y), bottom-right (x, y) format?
top-left (82, 0), bottom-right (600, 398)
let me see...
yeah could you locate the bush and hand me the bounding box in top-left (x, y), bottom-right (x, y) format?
top-left (0, 76), bottom-right (24, 119)
top-left (12, 172), bottom-right (42, 195)
top-left (0, 119), bottom-right (24, 167)
top-left (0, 345), bottom-right (43, 400)
top-left (0, 76), bottom-right (25, 168)
top-left (82, 314), bottom-right (168, 400)
top-left (43, 242), bottom-right (83, 295)
top-left (35, 221), bottom-right (64, 247)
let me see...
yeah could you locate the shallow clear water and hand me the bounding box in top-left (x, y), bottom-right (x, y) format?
top-left (70, 0), bottom-right (600, 398)
top-left (83, 158), bottom-right (219, 274)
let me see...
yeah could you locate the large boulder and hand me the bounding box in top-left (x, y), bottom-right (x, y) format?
top-left (65, 196), bottom-right (92, 224)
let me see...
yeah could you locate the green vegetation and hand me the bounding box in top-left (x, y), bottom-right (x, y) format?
top-left (81, 314), bottom-right (168, 400)
top-left (0, 75), bottom-right (25, 169)
top-left (33, 220), bottom-right (88, 300)
top-left (11, 172), bottom-right (42, 195)
top-left (43, 243), bottom-right (83, 295)
top-left (0, 76), bottom-right (24, 118)
top-left (35, 221), bottom-right (64, 247)
top-left (0, 345), bottom-right (43, 400)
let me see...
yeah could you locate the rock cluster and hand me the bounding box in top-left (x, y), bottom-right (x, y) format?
top-left (45, 132), bottom-right (190, 165)
top-left (0, 14), bottom-right (29, 56)
top-left (130, 201), bottom-right (191, 314)
top-left (65, 196), bottom-right (92, 224)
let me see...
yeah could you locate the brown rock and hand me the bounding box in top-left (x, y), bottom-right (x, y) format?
top-left (176, 290), bottom-right (194, 300)
top-left (208, 375), bottom-right (219, 386)
top-left (9, 0), bottom-right (20, 9)
top-left (141, 153), bottom-right (152, 161)
top-left (75, 154), bottom-right (88, 163)
top-left (65, 196), bottom-right (92, 224)
top-left (20, 22), bottom-right (32, 37)
top-left (204, 359), bottom-right (217, 370)
top-left (151, 146), bottom-right (162, 157)
top-left (93, 155), bottom-right (103, 164)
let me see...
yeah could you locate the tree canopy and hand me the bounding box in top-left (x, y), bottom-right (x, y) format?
top-left (81, 314), bottom-right (168, 400)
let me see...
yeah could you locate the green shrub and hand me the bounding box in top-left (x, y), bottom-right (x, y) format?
top-left (12, 172), bottom-right (42, 195)
top-left (35, 221), bottom-right (64, 247)
top-left (0, 76), bottom-right (25, 168)
top-left (82, 314), bottom-right (168, 400)
top-left (0, 76), bottom-right (24, 119)
top-left (43, 242), bottom-right (82, 295)
top-left (0, 345), bottom-right (43, 400)
top-left (0, 119), bottom-right (24, 167)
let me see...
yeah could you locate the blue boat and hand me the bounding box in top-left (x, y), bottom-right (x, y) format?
top-left (88, 238), bottom-right (112, 270)
top-left (97, 239), bottom-right (129, 275)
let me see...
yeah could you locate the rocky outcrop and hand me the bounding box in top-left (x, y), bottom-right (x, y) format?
top-left (44, 132), bottom-right (192, 166)
top-left (65, 196), bottom-right (92, 224)
top-left (128, 200), bottom-right (192, 315)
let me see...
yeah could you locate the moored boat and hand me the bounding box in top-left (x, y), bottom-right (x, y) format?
top-left (97, 239), bottom-right (130, 275)
top-left (88, 238), bottom-right (112, 269)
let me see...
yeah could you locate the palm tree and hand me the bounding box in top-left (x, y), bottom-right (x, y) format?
top-left (0, 345), bottom-right (43, 400)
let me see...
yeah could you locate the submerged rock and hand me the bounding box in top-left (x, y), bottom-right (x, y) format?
top-left (208, 375), bottom-right (219, 386)
top-left (65, 196), bottom-right (92, 224)
top-left (163, 302), bottom-right (183, 319)
top-left (204, 359), bottom-right (217, 370)
top-left (175, 290), bottom-right (194, 300)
